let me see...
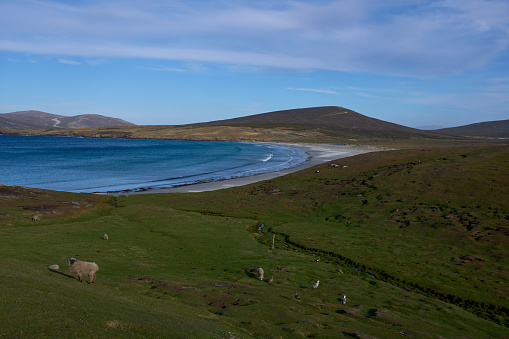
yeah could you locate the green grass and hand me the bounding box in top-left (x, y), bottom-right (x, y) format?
top-left (152, 144), bottom-right (509, 324)
top-left (0, 144), bottom-right (508, 337)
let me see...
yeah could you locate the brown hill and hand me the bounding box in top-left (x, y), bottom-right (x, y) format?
top-left (1, 106), bottom-right (475, 146)
top-left (0, 110), bottom-right (135, 129)
top-left (194, 106), bottom-right (445, 139)
top-left (433, 119), bottom-right (509, 139)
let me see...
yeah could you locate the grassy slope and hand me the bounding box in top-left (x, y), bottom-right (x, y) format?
top-left (0, 144), bottom-right (508, 338)
top-left (435, 119), bottom-right (509, 138)
top-left (151, 144), bottom-right (509, 326)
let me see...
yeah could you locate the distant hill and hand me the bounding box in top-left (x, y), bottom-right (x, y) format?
top-left (194, 106), bottom-right (445, 139)
top-left (0, 110), bottom-right (136, 129)
top-left (1, 106), bottom-right (479, 145)
top-left (433, 119), bottom-right (509, 138)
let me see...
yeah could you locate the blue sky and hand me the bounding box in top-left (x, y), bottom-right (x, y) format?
top-left (1, 0), bottom-right (508, 128)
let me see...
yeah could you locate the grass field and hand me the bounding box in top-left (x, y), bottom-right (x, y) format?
top-left (0, 143), bottom-right (508, 338)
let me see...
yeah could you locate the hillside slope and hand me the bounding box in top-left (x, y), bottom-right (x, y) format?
top-left (434, 119), bottom-right (509, 138)
top-left (0, 110), bottom-right (135, 129)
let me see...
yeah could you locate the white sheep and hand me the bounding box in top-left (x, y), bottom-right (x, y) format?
top-left (32, 215), bottom-right (40, 222)
top-left (257, 267), bottom-right (264, 281)
top-left (68, 257), bottom-right (99, 283)
top-left (103, 234), bottom-right (109, 240)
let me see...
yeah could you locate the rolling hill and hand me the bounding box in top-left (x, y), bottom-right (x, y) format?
top-left (0, 106), bottom-right (481, 145)
top-left (0, 110), bottom-right (135, 129)
top-left (433, 119), bottom-right (509, 138)
top-left (194, 106), bottom-right (445, 139)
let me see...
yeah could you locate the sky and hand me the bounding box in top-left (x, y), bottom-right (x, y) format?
top-left (1, 0), bottom-right (508, 128)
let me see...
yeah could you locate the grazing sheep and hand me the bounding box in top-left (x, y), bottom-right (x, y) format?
top-left (32, 215), bottom-right (40, 222)
top-left (312, 280), bottom-right (320, 288)
top-left (103, 234), bottom-right (109, 240)
top-left (68, 257), bottom-right (99, 283)
top-left (342, 295), bottom-right (347, 305)
top-left (257, 267), bottom-right (264, 281)
top-left (48, 264), bottom-right (59, 270)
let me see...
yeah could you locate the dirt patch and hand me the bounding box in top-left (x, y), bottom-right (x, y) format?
top-left (106, 320), bottom-right (130, 330)
top-left (20, 204), bottom-right (58, 211)
top-left (210, 282), bottom-right (250, 289)
top-left (0, 185), bottom-right (50, 201)
top-left (0, 184), bottom-right (103, 222)
top-left (136, 277), bottom-right (199, 293)
top-left (452, 255), bottom-right (485, 264)
top-left (367, 308), bottom-right (402, 326)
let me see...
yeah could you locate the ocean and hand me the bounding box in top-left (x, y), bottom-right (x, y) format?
top-left (0, 135), bottom-right (309, 194)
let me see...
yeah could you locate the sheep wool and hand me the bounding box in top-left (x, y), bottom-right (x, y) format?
top-left (257, 267), bottom-right (264, 281)
top-left (68, 257), bottom-right (99, 284)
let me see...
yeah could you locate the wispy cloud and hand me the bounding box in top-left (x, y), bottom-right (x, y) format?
top-left (400, 91), bottom-right (509, 117)
top-left (144, 63), bottom-right (205, 72)
top-left (86, 59), bottom-right (108, 66)
top-left (58, 58), bottom-right (81, 65)
top-left (0, 0), bottom-right (508, 76)
top-left (287, 87), bottom-right (338, 95)
top-left (144, 66), bottom-right (189, 72)
top-left (56, 57), bottom-right (106, 66)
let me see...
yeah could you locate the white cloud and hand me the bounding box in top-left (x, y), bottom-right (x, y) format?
top-left (0, 0), bottom-right (508, 76)
top-left (144, 63), bottom-right (206, 72)
top-left (86, 59), bottom-right (108, 66)
top-left (287, 87), bottom-right (338, 95)
top-left (401, 91), bottom-right (509, 119)
top-left (0, 40), bottom-right (321, 69)
top-left (58, 58), bottom-right (81, 65)
top-left (144, 66), bottom-right (189, 72)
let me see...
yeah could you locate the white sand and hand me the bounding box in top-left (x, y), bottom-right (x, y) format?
top-left (133, 143), bottom-right (378, 194)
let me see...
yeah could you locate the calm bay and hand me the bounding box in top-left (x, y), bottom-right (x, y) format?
top-left (0, 135), bottom-right (309, 194)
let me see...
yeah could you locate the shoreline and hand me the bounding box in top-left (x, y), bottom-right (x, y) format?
top-left (123, 143), bottom-right (378, 194)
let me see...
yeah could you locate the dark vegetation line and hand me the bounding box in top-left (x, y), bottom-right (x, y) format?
top-left (172, 203), bottom-right (508, 327)
top-left (261, 226), bottom-right (508, 328)
top-left (148, 145), bottom-right (508, 329)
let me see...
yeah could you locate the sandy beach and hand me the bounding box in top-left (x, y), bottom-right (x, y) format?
top-left (133, 143), bottom-right (378, 194)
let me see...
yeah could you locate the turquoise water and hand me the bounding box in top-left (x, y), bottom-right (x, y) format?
top-left (0, 135), bottom-right (309, 193)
